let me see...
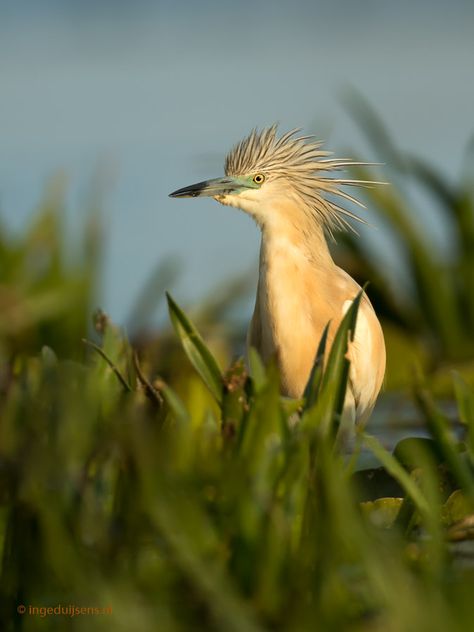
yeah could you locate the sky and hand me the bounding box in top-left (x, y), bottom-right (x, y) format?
top-left (1, 1), bottom-right (473, 323)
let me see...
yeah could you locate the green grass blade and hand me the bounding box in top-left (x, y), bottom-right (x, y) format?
top-left (321, 289), bottom-right (363, 436)
top-left (362, 433), bottom-right (431, 518)
top-left (166, 292), bottom-right (223, 404)
top-left (160, 382), bottom-right (191, 426)
top-left (303, 320), bottom-right (330, 410)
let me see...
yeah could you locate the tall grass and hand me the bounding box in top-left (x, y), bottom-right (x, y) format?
top-left (339, 92), bottom-right (474, 386)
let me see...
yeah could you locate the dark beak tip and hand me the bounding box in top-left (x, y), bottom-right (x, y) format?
top-left (169, 185), bottom-right (200, 198)
top-left (168, 177), bottom-right (231, 199)
top-left (169, 189), bottom-right (187, 198)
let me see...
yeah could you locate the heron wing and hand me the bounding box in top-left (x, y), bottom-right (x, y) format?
top-left (342, 296), bottom-right (386, 425)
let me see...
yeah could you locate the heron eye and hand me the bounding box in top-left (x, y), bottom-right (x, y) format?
top-left (253, 173), bottom-right (265, 184)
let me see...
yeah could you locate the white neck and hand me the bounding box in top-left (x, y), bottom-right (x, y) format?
top-left (258, 198), bottom-right (335, 269)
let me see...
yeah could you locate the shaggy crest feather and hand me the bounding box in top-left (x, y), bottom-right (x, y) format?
top-left (225, 124), bottom-right (380, 237)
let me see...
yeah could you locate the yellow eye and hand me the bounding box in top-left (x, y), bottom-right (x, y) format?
top-left (253, 173), bottom-right (265, 184)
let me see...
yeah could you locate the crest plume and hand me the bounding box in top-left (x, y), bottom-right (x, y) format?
top-left (225, 124), bottom-right (380, 236)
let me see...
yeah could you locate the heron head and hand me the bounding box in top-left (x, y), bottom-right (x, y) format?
top-left (169, 128), bottom-right (303, 222)
top-left (169, 125), bottom-right (375, 233)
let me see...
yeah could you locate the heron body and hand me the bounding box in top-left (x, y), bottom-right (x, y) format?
top-left (170, 126), bottom-right (386, 429)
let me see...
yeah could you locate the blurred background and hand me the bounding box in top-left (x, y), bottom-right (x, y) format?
top-left (2, 0), bottom-right (474, 321)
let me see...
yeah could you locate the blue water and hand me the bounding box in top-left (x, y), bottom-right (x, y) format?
top-left (1, 1), bottom-right (473, 323)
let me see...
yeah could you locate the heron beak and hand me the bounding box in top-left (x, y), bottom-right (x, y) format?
top-left (169, 177), bottom-right (247, 198)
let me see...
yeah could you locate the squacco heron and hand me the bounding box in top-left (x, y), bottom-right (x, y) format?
top-left (170, 125), bottom-right (385, 428)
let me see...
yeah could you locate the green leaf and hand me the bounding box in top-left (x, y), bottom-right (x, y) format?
top-left (360, 497), bottom-right (403, 529)
top-left (248, 346), bottom-right (267, 393)
top-left (166, 292), bottom-right (223, 404)
top-left (452, 371), bottom-right (474, 427)
top-left (303, 320), bottom-right (330, 410)
top-left (442, 490), bottom-right (472, 527)
top-left (160, 382), bottom-right (190, 426)
top-left (362, 433), bottom-right (431, 518)
top-left (322, 289), bottom-right (363, 409)
top-left (452, 371), bottom-right (474, 464)
top-left (416, 386), bottom-right (474, 503)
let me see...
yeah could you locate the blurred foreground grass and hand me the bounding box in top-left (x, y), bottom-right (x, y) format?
top-left (1, 105), bottom-right (474, 631)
